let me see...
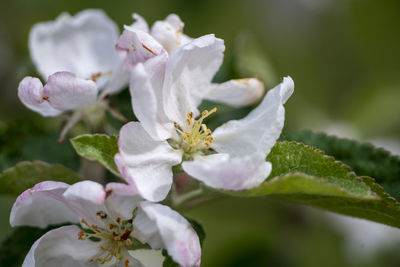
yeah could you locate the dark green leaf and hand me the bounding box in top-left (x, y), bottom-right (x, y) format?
top-left (70, 134), bottom-right (120, 176)
top-left (0, 161), bottom-right (81, 195)
top-left (281, 130), bottom-right (400, 200)
top-left (219, 142), bottom-right (400, 228)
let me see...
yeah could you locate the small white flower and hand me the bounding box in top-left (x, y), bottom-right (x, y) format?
top-left (114, 32), bottom-right (294, 202)
top-left (11, 180), bottom-right (201, 267)
top-left (18, 9), bottom-right (130, 117)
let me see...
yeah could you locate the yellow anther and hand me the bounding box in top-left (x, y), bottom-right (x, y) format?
top-left (125, 259), bottom-right (130, 267)
top-left (125, 238), bottom-right (133, 245)
top-left (201, 110), bottom-right (208, 116)
top-left (114, 236), bottom-right (121, 241)
top-left (89, 258), bottom-right (94, 262)
top-left (174, 123), bottom-right (180, 129)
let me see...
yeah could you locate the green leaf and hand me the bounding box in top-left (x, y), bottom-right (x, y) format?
top-left (70, 134), bottom-right (120, 176)
top-left (281, 130), bottom-right (400, 200)
top-left (0, 161), bottom-right (81, 195)
top-left (221, 142), bottom-right (400, 228)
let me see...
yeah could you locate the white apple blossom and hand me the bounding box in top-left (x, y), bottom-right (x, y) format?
top-left (116, 14), bottom-right (265, 109)
top-left (114, 32), bottom-right (294, 202)
top-left (10, 180), bottom-right (201, 267)
top-left (18, 9), bottom-right (130, 117)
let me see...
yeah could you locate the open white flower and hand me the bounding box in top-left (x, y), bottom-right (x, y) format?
top-left (114, 32), bottom-right (294, 202)
top-left (11, 180), bottom-right (201, 267)
top-left (18, 9), bottom-right (129, 117)
top-left (116, 14), bottom-right (265, 109)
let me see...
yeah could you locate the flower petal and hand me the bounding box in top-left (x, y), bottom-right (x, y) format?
top-left (162, 34), bottom-right (224, 126)
top-left (130, 13), bottom-right (149, 32)
top-left (116, 251), bottom-right (144, 267)
top-left (23, 225), bottom-right (99, 267)
top-left (212, 76), bottom-right (294, 157)
top-left (182, 153), bottom-right (272, 190)
top-left (105, 182), bottom-right (142, 220)
top-left (10, 181), bottom-right (79, 228)
top-left (133, 202), bottom-right (201, 267)
top-left (151, 14), bottom-right (192, 54)
top-left (18, 76), bottom-right (62, 116)
top-left (63, 180), bottom-right (107, 226)
top-left (115, 122), bottom-right (182, 202)
top-left (43, 71), bottom-right (98, 111)
top-left (206, 78), bottom-right (264, 107)
top-left (29, 9), bottom-right (120, 81)
top-left (116, 25), bottom-right (164, 68)
top-left (130, 53), bottom-right (175, 140)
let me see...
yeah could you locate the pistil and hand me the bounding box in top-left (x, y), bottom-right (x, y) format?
top-left (77, 210), bottom-right (135, 265)
top-left (173, 108), bottom-right (217, 156)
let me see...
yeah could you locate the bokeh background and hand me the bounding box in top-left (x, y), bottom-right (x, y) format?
top-left (1, 0), bottom-right (400, 266)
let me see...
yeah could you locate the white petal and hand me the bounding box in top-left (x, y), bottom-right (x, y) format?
top-left (99, 52), bottom-right (130, 97)
top-left (116, 26), bottom-right (164, 67)
top-left (212, 76), bottom-right (294, 157)
top-left (115, 122), bottom-right (182, 202)
top-left (63, 180), bottom-right (107, 226)
top-left (23, 225), bottom-right (99, 267)
top-left (43, 71), bottom-right (98, 111)
top-left (130, 54), bottom-right (175, 140)
top-left (151, 14), bottom-right (192, 54)
top-left (130, 13), bottom-right (149, 32)
top-left (10, 181), bottom-right (79, 228)
top-left (163, 34), bottom-right (225, 126)
top-left (29, 9), bottom-right (120, 81)
top-left (182, 153), bottom-right (272, 190)
top-left (18, 76), bottom-right (61, 116)
top-left (206, 78), bottom-right (264, 107)
top-left (133, 202), bottom-right (201, 267)
top-left (105, 182), bottom-right (142, 220)
top-left (116, 251), bottom-right (144, 267)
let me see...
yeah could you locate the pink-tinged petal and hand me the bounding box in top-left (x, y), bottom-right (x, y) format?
top-left (151, 14), bottom-right (192, 54)
top-left (116, 25), bottom-right (164, 67)
top-left (130, 54), bottom-right (175, 141)
top-left (212, 76), bottom-right (294, 157)
top-left (43, 71), bottom-right (98, 111)
top-left (18, 77), bottom-right (61, 116)
top-left (63, 180), bottom-right (107, 226)
top-left (104, 182), bottom-right (142, 220)
top-left (23, 225), bottom-right (99, 267)
top-left (182, 153), bottom-right (272, 190)
top-left (115, 122), bottom-right (182, 202)
top-left (130, 13), bottom-right (149, 33)
top-left (29, 9), bottom-right (120, 81)
top-left (206, 78), bottom-right (264, 107)
top-left (133, 202), bottom-right (201, 267)
top-left (163, 34), bottom-right (225, 126)
top-left (10, 181), bottom-right (79, 228)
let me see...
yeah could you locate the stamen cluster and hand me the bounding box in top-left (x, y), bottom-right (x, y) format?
top-left (78, 211), bottom-right (134, 265)
top-left (173, 108), bottom-right (217, 156)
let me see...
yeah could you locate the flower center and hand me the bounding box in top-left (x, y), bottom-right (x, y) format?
top-left (172, 108), bottom-right (217, 157)
top-left (78, 211), bottom-right (134, 265)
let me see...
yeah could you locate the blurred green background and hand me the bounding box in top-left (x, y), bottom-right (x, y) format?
top-left (0, 0), bottom-right (400, 266)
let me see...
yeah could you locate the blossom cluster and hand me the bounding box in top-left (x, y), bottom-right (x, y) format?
top-left (14, 9), bottom-right (294, 267)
